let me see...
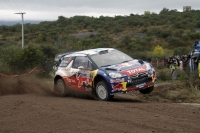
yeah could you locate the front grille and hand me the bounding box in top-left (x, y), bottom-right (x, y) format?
top-left (127, 72), bottom-right (152, 88)
top-left (131, 76), bottom-right (148, 85)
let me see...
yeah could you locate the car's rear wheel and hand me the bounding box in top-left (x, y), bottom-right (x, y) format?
top-left (54, 79), bottom-right (67, 96)
top-left (139, 86), bottom-right (154, 94)
top-left (96, 81), bottom-right (113, 101)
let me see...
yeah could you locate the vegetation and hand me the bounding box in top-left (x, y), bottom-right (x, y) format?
top-left (0, 8), bottom-right (200, 102)
top-left (1, 8), bottom-right (200, 65)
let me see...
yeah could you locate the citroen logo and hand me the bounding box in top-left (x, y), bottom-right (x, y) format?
top-left (135, 73), bottom-right (140, 77)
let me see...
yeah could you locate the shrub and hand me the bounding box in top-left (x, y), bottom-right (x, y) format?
top-left (170, 79), bottom-right (200, 102)
top-left (173, 47), bottom-right (190, 56)
top-left (157, 69), bottom-right (171, 81)
top-left (1, 45), bottom-right (43, 73)
top-left (167, 37), bottom-right (183, 46)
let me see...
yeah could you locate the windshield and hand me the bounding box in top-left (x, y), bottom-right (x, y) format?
top-left (89, 49), bottom-right (133, 68)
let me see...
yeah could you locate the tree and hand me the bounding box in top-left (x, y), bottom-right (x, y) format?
top-left (37, 33), bottom-right (46, 42)
top-left (144, 11), bottom-right (151, 16)
top-left (159, 8), bottom-right (169, 15)
top-left (153, 45), bottom-right (164, 58)
top-left (57, 16), bottom-right (66, 24)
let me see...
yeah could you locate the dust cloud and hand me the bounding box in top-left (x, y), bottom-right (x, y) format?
top-left (0, 76), bottom-right (55, 96)
top-left (0, 76), bottom-right (96, 99)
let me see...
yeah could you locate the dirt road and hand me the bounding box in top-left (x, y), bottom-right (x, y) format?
top-left (0, 77), bottom-right (200, 133)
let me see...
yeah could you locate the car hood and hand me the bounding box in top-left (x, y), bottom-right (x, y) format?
top-left (101, 60), bottom-right (149, 76)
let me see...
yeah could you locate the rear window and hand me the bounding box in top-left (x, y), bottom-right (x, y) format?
top-left (59, 57), bottom-right (72, 67)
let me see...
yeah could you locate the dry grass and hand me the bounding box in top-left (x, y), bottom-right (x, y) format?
top-left (136, 80), bottom-right (200, 103)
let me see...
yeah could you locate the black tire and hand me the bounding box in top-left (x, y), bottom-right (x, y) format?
top-left (54, 79), bottom-right (67, 96)
top-left (139, 86), bottom-right (154, 94)
top-left (96, 81), bottom-right (113, 101)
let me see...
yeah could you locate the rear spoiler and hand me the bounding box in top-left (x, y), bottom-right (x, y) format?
top-left (54, 51), bottom-right (78, 62)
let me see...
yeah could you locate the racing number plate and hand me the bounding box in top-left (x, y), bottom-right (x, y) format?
top-left (137, 83), bottom-right (145, 88)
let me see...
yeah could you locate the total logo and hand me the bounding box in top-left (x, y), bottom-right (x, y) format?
top-left (124, 65), bottom-right (147, 76)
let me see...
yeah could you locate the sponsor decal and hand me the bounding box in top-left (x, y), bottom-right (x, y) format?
top-left (112, 84), bottom-right (123, 92)
top-left (76, 71), bottom-right (92, 88)
top-left (151, 74), bottom-right (156, 83)
top-left (111, 82), bottom-right (127, 92)
top-left (91, 70), bottom-right (98, 79)
top-left (117, 62), bottom-right (133, 70)
top-left (66, 77), bottom-right (76, 83)
top-left (122, 65), bottom-right (147, 76)
top-left (110, 78), bottom-right (125, 83)
top-left (136, 83), bottom-right (145, 88)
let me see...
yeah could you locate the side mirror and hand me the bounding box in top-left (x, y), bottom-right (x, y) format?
top-left (78, 66), bottom-right (84, 70)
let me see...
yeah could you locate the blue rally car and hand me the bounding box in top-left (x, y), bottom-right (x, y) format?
top-left (54, 48), bottom-right (157, 101)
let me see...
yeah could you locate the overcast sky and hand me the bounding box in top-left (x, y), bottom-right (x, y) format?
top-left (0, 0), bottom-right (200, 21)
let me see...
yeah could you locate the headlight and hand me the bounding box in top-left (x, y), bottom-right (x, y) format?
top-left (146, 63), bottom-right (152, 70)
top-left (107, 71), bottom-right (126, 78)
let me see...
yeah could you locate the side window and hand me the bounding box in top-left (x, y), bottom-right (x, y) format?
top-left (59, 57), bottom-right (71, 67)
top-left (72, 56), bottom-right (93, 70)
top-left (88, 60), bottom-right (93, 70)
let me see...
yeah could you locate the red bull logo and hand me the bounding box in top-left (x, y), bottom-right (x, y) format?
top-left (112, 83), bottom-right (124, 92)
top-left (76, 73), bottom-right (92, 88)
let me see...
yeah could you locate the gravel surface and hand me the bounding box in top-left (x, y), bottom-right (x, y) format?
top-left (0, 77), bottom-right (200, 133)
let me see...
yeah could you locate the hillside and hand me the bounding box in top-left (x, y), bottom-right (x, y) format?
top-left (1, 9), bottom-right (200, 58)
top-left (0, 20), bottom-right (41, 26)
top-left (0, 8), bottom-right (200, 74)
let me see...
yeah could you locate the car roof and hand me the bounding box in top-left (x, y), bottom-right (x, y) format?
top-left (55, 48), bottom-right (116, 61)
top-left (68, 48), bottom-right (115, 56)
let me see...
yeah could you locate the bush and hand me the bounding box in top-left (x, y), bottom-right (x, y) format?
top-left (167, 37), bottom-right (183, 46)
top-left (168, 79), bottom-right (200, 102)
top-left (173, 47), bottom-right (190, 56)
top-left (0, 45), bottom-right (44, 73)
top-left (20, 45), bottom-right (43, 69)
top-left (157, 69), bottom-right (171, 81)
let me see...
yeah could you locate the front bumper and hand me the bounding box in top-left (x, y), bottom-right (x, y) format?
top-left (126, 81), bottom-right (155, 92)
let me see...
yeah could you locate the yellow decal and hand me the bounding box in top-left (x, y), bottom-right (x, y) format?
top-left (151, 74), bottom-right (155, 82)
top-left (121, 82), bottom-right (127, 91)
top-left (90, 70), bottom-right (98, 87)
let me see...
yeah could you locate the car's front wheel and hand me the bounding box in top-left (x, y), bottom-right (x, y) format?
top-left (54, 79), bottom-right (67, 96)
top-left (139, 86), bottom-right (154, 94)
top-left (96, 81), bottom-right (113, 101)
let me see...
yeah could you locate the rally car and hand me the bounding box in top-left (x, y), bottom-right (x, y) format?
top-left (54, 48), bottom-right (157, 101)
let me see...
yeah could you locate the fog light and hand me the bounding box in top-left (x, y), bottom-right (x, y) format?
top-left (127, 77), bottom-right (132, 83)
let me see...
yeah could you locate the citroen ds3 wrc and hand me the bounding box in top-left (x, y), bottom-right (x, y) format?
top-left (54, 48), bottom-right (157, 101)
